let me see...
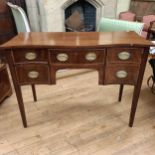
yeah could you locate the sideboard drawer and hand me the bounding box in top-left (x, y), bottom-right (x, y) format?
top-left (104, 65), bottom-right (139, 85)
top-left (13, 49), bottom-right (48, 63)
top-left (50, 50), bottom-right (105, 64)
top-left (16, 64), bottom-right (50, 85)
top-left (107, 48), bottom-right (143, 64)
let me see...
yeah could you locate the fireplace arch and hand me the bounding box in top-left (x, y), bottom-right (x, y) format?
top-left (32, 0), bottom-right (118, 32)
top-left (62, 0), bottom-right (104, 31)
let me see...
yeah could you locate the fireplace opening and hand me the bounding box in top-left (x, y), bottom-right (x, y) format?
top-left (65, 0), bottom-right (96, 32)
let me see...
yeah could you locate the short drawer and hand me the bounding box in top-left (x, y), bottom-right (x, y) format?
top-left (107, 48), bottom-right (143, 64)
top-left (16, 64), bottom-right (50, 85)
top-left (13, 49), bottom-right (48, 63)
top-left (104, 64), bottom-right (139, 85)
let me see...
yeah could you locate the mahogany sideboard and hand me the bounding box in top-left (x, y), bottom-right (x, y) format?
top-left (0, 31), bottom-right (153, 128)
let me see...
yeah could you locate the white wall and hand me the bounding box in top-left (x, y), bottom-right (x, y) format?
top-left (25, 0), bottom-right (40, 31)
top-left (116, 0), bottom-right (131, 17)
top-left (43, 0), bottom-right (118, 32)
top-left (26, 0), bottom-right (131, 32)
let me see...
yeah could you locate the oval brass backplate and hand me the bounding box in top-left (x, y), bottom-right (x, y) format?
top-left (28, 71), bottom-right (39, 79)
top-left (56, 53), bottom-right (69, 62)
top-left (85, 52), bottom-right (97, 61)
top-left (116, 70), bottom-right (128, 78)
top-left (25, 52), bottom-right (37, 60)
top-left (118, 51), bottom-right (131, 60)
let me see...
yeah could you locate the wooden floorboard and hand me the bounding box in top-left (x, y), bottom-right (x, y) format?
top-left (0, 63), bottom-right (155, 155)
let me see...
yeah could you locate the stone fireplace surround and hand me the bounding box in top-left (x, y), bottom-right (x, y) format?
top-left (25, 0), bottom-right (131, 32)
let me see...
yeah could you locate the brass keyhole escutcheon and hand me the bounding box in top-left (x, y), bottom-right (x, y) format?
top-left (56, 53), bottom-right (69, 62)
top-left (85, 52), bottom-right (97, 61)
top-left (116, 70), bottom-right (128, 78)
top-left (25, 52), bottom-right (37, 60)
top-left (28, 71), bottom-right (39, 79)
top-left (118, 51), bottom-right (131, 60)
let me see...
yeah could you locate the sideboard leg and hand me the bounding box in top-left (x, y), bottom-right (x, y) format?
top-left (31, 84), bottom-right (37, 102)
top-left (6, 52), bottom-right (27, 128)
top-left (129, 86), bottom-right (140, 127)
top-left (129, 49), bottom-right (149, 127)
top-left (118, 84), bottom-right (124, 102)
top-left (15, 85), bottom-right (27, 128)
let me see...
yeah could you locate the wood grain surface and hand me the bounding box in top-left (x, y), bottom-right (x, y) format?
top-left (0, 32), bottom-right (153, 49)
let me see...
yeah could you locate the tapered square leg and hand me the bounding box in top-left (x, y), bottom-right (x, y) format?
top-left (118, 84), bottom-right (124, 102)
top-left (7, 52), bottom-right (27, 128)
top-left (128, 49), bottom-right (149, 127)
top-left (31, 84), bottom-right (37, 102)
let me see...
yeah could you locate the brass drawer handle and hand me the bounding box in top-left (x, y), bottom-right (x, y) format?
top-left (56, 53), bottom-right (69, 62)
top-left (116, 70), bottom-right (128, 78)
top-left (28, 71), bottom-right (39, 79)
top-left (25, 52), bottom-right (37, 60)
top-left (118, 51), bottom-right (131, 60)
top-left (85, 52), bottom-right (97, 61)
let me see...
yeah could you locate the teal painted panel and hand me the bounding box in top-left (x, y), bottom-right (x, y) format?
top-left (98, 18), bottom-right (144, 35)
top-left (11, 9), bottom-right (27, 33)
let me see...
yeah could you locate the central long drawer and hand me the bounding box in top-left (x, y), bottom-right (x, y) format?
top-left (49, 49), bottom-right (106, 64)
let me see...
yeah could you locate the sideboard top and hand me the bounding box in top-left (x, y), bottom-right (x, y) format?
top-left (0, 32), bottom-right (153, 49)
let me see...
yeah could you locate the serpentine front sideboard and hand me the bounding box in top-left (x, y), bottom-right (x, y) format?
top-left (0, 31), bottom-right (153, 128)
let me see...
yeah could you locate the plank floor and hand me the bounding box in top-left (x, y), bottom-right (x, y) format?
top-left (0, 63), bottom-right (155, 155)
